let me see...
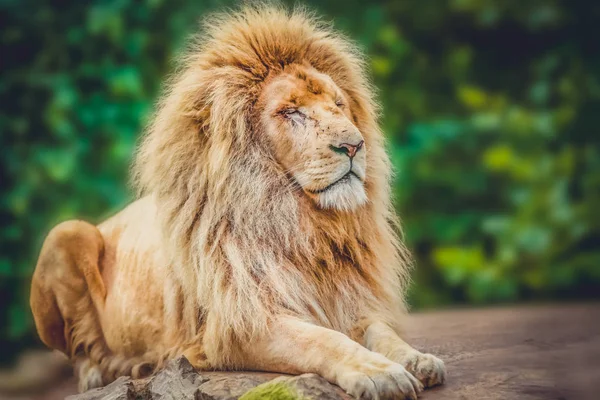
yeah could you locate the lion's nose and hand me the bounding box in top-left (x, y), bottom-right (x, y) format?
top-left (330, 140), bottom-right (364, 159)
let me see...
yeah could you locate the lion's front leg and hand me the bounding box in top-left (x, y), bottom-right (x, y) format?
top-left (240, 317), bottom-right (422, 400)
top-left (364, 321), bottom-right (446, 388)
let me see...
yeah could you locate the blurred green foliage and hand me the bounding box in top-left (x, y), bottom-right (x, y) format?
top-left (1, 0), bottom-right (599, 357)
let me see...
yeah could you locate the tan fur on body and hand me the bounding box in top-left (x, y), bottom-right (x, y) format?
top-left (30, 4), bottom-right (445, 399)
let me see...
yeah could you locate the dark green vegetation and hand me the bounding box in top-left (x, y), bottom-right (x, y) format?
top-left (240, 381), bottom-right (305, 400)
top-left (2, 0), bottom-right (599, 359)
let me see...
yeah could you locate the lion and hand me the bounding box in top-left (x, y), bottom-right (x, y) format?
top-left (29, 4), bottom-right (446, 399)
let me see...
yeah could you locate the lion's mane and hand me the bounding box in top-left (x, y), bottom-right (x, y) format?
top-left (133, 4), bottom-right (411, 367)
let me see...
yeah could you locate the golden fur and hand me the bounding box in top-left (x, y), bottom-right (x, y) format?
top-left (30, 4), bottom-right (445, 399)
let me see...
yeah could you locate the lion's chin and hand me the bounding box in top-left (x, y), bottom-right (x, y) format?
top-left (315, 174), bottom-right (368, 211)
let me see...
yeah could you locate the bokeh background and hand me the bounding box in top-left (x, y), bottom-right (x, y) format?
top-left (2, 0), bottom-right (599, 372)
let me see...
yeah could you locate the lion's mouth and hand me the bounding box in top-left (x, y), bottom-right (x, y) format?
top-left (309, 171), bottom-right (360, 194)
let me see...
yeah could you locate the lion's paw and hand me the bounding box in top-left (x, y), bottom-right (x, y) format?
top-left (400, 351), bottom-right (446, 388)
top-left (337, 361), bottom-right (423, 400)
top-left (76, 359), bottom-right (103, 393)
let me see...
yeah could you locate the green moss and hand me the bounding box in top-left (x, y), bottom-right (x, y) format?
top-left (239, 381), bottom-right (305, 400)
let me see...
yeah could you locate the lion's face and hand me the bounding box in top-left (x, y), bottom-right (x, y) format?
top-left (260, 65), bottom-right (367, 211)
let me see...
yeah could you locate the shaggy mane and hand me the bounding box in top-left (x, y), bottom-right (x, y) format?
top-left (133, 3), bottom-right (411, 367)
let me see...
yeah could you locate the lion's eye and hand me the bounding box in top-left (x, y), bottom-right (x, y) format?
top-left (281, 108), bottom-right (306, 125)
top-left (335, 100), bottom-right (345, 108)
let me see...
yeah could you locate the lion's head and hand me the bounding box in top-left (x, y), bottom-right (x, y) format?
top-left (258, 64), bottom-right (367, 210)
top-left (133, 5), bottom-right (391, 219)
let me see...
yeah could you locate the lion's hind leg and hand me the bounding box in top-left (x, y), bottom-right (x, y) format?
top-left (30, 220), bottom-right (155, 391)
top-left (30, 220), bottom-right (106, 356)
top-left (30, 220), bottom-right (110, 389)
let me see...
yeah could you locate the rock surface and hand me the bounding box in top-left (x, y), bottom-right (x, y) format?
top-left (410, 303), bottom-right (599, 400)
top-left (13, 303), bottom-right (600, 400)
top-left (66, 357), bottom-right (349, 400)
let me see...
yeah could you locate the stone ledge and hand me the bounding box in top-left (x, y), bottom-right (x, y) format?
top-left (67, 356), bottom-right (351, 400)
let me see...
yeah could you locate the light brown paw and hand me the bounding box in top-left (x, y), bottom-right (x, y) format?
top-left (76, 359), bottom-right (103, 393)
top-left (401, 351), bottom-right (446, 388)
top-left (337, 359), bottom-right (423, 400)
